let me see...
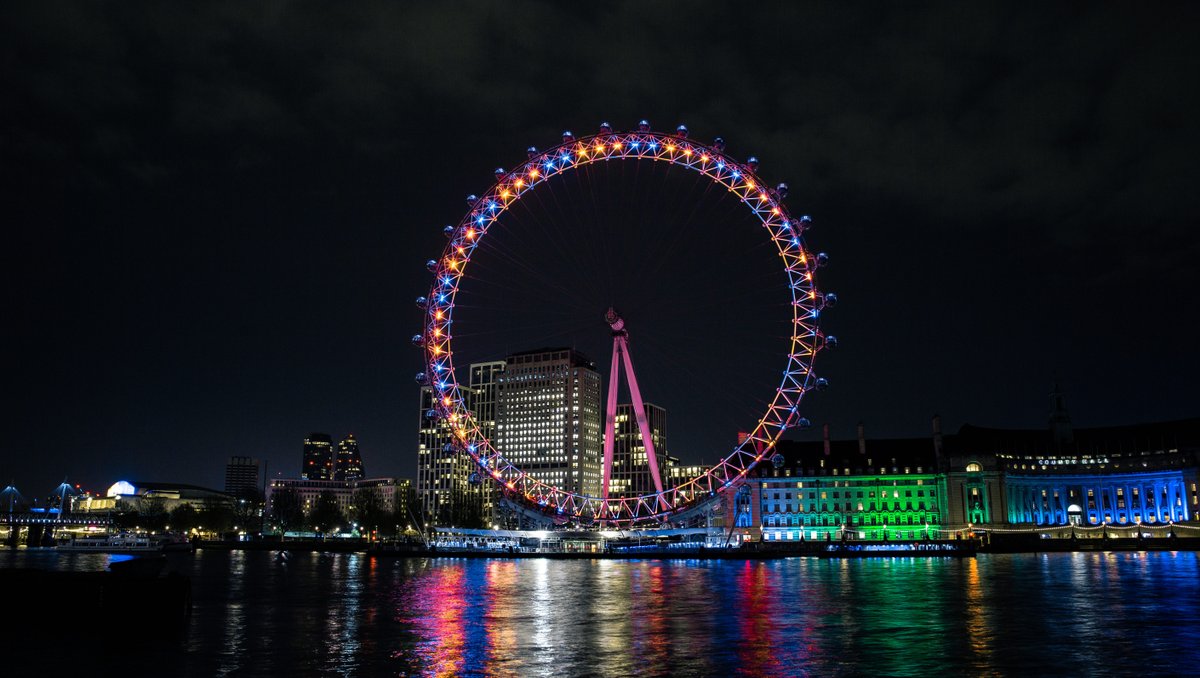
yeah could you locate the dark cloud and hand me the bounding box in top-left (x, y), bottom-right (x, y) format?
top-left (2, 1), bottom-right (1197, 494)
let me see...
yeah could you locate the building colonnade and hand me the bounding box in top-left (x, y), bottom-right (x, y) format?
top-left (1005, 472), bottom-right (1190, 526)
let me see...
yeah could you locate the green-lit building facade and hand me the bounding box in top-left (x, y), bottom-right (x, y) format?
top-left (752, 424), bottom-right (948, 541)
top-left (757, 474), bottom-right (946, 541)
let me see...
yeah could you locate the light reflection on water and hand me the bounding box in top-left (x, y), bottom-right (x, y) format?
top-left (2, 550), bottom-right (1198, 675)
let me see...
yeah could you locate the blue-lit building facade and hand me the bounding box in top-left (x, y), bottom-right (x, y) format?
top-left (742, 401), bottom-right (1199, 539)
top-left (960, 419), bottom-right (1198, 527)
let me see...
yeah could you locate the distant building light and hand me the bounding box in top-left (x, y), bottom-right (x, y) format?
top-left (107, 480), bottom-right (137, 497)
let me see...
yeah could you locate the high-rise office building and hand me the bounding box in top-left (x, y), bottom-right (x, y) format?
top-left (608, 402), bottom-right (668, 498)
top-left (666, 457), bottom-right (708, 490)
top-left (224, 456), bottom-right (263, 497)
top-left (469, 361), bottom-right (506, 523)
top-left (335, 433), bottom-right (365, 481)
top-left (417, 385), bottom-right (484, 526)
top-left (496, 348), bottom-right (602, 497)
top-left (302, 433), bottom-right (334, 480)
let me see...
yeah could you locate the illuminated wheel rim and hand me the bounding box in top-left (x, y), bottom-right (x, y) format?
top-left (419, 124), bottom-right (829, 526)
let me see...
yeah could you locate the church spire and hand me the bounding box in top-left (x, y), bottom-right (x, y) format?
top-left (1048, 378), bottom-right (1073, 446)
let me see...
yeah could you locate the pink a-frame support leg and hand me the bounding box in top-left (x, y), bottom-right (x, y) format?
top-left (601, 338), bottom-right (622, 506)
top-left (619, 337), bottom-right (669, 510)
top-left (600, 308), bottom-right (668, 513)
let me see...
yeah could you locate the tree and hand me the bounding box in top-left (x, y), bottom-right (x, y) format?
top-left (436, 493), bottom-right (485, 530)
top-left (199, 496), bottom-right (234, 535)
top-left (391, 485), bottom-right (420, 535)
top-left (350, 487), bottom-right (388, 536)
top-left (138, 496), bottom-right (169, 532)
top-left (112, 507), bottom-right (140, 530)
top-left (269, 487), bottom-right (305, 534)
top-left (458, 501), bottom-right (484, 529)
top-left (232, 487), bottom-right (263, 533)
top-left (169, 503), bottom-right (200, 532)
top-left (309, 491), bottom-right (344, 534)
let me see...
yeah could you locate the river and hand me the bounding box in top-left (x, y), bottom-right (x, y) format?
top-left (3, 549), bottom-right (1198, 676)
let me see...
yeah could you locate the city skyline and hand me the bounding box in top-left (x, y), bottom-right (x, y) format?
top-left (5, 3), bottom-right (1199, 499)
top-left (3, 377), bottom-right (1190, 501)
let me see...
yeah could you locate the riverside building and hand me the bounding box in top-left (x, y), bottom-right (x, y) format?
top-left (72, 481), bottom-right (231, 514)
top-left (941, 388), bottom-right (1198, 529)
top-left (744, 395), bottom-right (1199, 540)
top-left (753, 423), bottom-right (945, 542)
top-left (608, 402), bottom-right (668, 498)
top-left (955, 420), bottom-right (1198, 527)
top-left (496, 348), bottom-right (603, 497)
top-left (265, 477), bottom-right (411, 521)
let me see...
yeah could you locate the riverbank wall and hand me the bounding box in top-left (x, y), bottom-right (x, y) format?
top-left (196, 535), bottom-right (1200, 557)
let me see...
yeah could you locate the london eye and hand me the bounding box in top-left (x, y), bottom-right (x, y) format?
top-left (415, 121), bottom-right (834, 527)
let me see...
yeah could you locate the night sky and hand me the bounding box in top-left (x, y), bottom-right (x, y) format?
top-left (4, 2), bottom-right (1198, 496)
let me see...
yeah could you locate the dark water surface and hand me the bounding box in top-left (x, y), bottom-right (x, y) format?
top-left (4, 549), bottom-right (1198, 676)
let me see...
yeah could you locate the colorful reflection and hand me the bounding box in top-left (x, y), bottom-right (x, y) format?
top-left (391, 562), bottom-right (468, 676)
top-left (735, 561), bottom-right (785, 674)
top-left (628, 563), bottom-right (671, 670)
top-left (483, 559), bottom-right (520, 676)
top-left (962, 557), bottom-right (994, 668)
top-left (6, 550), bottom-right (1198, 675)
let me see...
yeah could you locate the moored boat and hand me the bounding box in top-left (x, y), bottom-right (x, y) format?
top-left (57, 532), bottom-right (191, 554)
top-left (815, 539), bottom-right (977, 558)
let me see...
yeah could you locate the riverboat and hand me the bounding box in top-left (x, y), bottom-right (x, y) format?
top-left (57, 533), bottom-right (191, 554)
top-left (815, 539), bottom-right (976, 558)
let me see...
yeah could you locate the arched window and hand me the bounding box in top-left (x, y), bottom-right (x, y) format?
top-left (965, 462), bottom-right (983, 473)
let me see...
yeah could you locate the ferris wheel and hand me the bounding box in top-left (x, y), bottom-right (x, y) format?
top-left (415, 120), bottom-right (835, 527)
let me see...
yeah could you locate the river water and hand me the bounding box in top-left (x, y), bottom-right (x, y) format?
top-left (3, 549), bottom-right (1198, 676)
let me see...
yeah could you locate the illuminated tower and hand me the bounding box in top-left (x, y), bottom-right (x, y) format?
top-left (497, 348), bottom-right (602, 497)
top-left (335, 433), bottom-right (365, 481)
top-left (302, 433), bottom-right (334, 480)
